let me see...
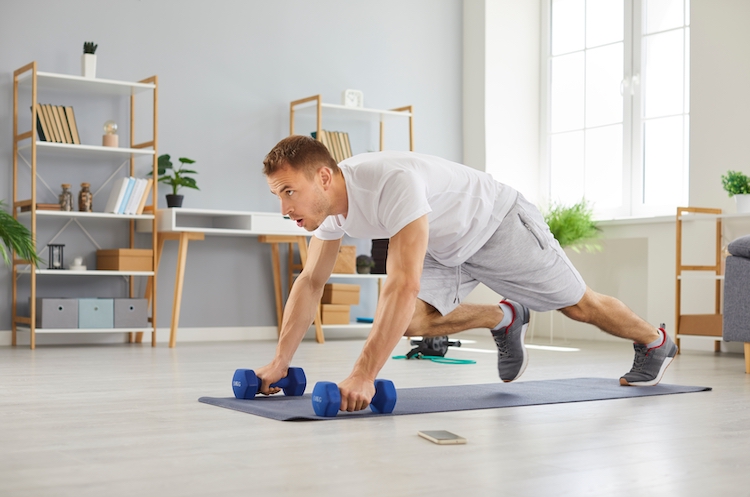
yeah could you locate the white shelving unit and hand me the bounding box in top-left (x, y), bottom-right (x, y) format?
top-left (11, 61), bottom-right (159, 349)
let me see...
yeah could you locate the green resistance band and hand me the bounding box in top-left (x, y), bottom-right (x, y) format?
top-left (392, 354), bottom-right (476, 365)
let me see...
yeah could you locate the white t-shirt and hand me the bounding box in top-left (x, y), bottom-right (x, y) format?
top-left (314, 151), bottom-right (518, 267)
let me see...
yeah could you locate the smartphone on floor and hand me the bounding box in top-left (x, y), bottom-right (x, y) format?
top-left (418, 430), bottom-right (466, 445)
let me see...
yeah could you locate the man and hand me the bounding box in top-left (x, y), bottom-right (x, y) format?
top-left (256, 135), bottom-right (677, 413)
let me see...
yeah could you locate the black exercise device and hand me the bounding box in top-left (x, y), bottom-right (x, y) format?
top-left (311, 379), bottom-right (397, 417)
top-left (407, 336), bottom-right (461, 359)
top-left (232, 367), bottom-right (307, 399)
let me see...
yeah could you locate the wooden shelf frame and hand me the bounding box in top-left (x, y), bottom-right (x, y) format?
top-left (675, 206), bottom-right (723, 352)
top-left (11, 62), bottom-right (159, 349)
top-left (289, 94), bottom-right (414, 153)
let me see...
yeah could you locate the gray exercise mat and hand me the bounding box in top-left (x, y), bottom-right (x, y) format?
top-left (198, 377), bottom-right (711, 421)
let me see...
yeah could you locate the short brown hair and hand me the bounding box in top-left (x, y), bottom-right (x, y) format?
top-left (263, 135), bottom-right (339, 178)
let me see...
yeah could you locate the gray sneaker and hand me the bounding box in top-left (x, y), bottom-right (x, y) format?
top-left (620, 326), bottom-right (677, 386)
top-left (491, 300), bottom-right (530, 382)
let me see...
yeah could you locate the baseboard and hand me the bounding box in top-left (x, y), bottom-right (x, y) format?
top-left (0, 324), bottom-right (374, 347)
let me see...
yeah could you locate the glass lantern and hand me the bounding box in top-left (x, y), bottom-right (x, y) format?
top-left (47, 244), bottom-right (65, 270)
top-left (102, 120), bottom-right (119, 147)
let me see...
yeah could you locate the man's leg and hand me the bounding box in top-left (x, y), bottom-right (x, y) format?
top-left (561, 287), bottom-right (677, 386)
top-left (559, 287), bottom-right (660, 344)
top-left (405, 299), bottom-right (503, 337)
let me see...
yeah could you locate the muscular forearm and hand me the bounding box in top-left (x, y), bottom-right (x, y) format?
top-left (273, 274), bottom-right (323, 367)
top-left (350, 278), bottom-right (419, 381)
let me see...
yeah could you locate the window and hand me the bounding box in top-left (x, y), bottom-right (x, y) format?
top-left (543, 0), bottom-right (690, 218)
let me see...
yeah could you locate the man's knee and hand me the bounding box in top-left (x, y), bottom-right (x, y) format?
top-left (405, 299), bottom-right (440, 336)
top-left (559, 287), bottom-right (601, 323)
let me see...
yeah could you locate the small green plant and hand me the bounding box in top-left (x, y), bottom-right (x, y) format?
top-left (721, 170), bottom-right (750, 196)
top-left (83, 42), bottom-right (98, 54)
top-left (356, 255), bottom-right (375, 273)
top-left (0, 200), bottom-right (42, 267)
top-left (150, 154), bottom-right (199, 196)
top-left (543, 199), bottom-right (601, 253)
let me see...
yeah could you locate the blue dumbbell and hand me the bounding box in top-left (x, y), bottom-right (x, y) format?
top-left (232, 367), bottom-right (307, 399)
top-left (311, 379), bottom-right (397, 417)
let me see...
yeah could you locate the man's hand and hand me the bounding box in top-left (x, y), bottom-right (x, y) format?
top-left (254, 362), bottom-right (289, 396)
top-left (338, 375), bottom-right (376, 412)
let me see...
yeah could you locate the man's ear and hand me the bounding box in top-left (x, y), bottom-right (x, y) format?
top-left (318, 166), bottom-right (333, 190)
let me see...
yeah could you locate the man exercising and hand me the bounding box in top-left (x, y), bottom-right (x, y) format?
top-left (256, 135), bottom-right (677, 413)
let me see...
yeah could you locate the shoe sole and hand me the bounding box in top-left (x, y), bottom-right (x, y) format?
top-left (619, 353), bottom-right (676, 387)
top-left (502, 322), bottom-right (529, 383)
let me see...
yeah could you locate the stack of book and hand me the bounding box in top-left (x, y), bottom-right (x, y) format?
top-left (34, 103), bottom-right (81, 144)
top-left (311, 130), bottom-right (353, 163)
top-left (104, 177), bottom-right (153, 215)
top-left (20, 203), bottom-right (62, 212)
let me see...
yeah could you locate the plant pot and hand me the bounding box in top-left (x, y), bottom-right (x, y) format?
top-left (735, 194), bottom-right (750, 214)
top-left (81, 54), bottom-right (97, 78)
top-left (166, 194), bottom-right (184, 208)
top-left (356, 266), bottom-right (372, 274)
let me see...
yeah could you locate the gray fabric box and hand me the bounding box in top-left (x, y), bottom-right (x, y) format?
top-left (114, 299), bottom-right (148, 328)
top-left (34, 298), bottom-right (78, 329)
top-left (78, 299), bottom-right (114, 329)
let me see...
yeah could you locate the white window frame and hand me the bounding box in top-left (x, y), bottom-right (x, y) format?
top-left (541, 0), bottom-right (690, 219)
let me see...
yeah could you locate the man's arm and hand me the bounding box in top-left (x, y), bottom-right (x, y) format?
top-left (337, 215), bottom-right (429, 411)
top-left (256, 236), bottom-right (341, 394)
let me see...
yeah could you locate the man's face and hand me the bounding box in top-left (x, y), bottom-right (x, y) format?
top-left (267, 165), bottom-right (331, 232)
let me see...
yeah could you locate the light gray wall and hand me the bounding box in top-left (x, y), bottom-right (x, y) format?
top-left (689, 0), bottom-right (750, 212)
top-left (0, 0), bottom-right (463, 340)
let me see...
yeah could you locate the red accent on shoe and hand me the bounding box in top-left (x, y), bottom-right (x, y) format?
top-left (499, 300), bottom-right (516, 334)
top-left (645, 328), bottom-right (667, 356)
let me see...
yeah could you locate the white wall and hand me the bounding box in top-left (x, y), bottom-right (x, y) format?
top-left (0, 0), bottom-right (463, 344)
top-left (689, 0), bottom-right (750, 212)
top-left (462, 0), bottom-right (541, 202)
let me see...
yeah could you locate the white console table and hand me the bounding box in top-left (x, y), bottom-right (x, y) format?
top-left (137, 208), bottom-right (314, 346)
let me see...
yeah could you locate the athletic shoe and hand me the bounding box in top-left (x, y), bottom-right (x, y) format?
top-left (619, 326), bottom-right (677, 386)
top-left (491, 299), bottom-right (530, 382)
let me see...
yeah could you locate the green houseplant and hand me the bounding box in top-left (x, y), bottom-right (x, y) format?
top-left (721, 170), bottom-right (750, 213)
top-left (151, 154), bottom-right (199, 208)
top-left (543, 199), bottom-right (601, 253)
top-left (0, 200), bottom-right (41, 267)
top-left (356, 255), bottom-right (375, 274)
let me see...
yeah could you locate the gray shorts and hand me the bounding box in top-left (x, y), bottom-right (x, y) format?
top-left (418, 193), bottom-right (587, 315)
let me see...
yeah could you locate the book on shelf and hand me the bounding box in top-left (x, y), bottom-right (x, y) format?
top-left (63, 106), bottom-right (81, 145)
top-left (104, 177), bottom-right (153, 215)
top-left (31, 104), bottom-right (81, 144)
top-left (311, 130), bottom-right (352, 163)
top-left (55, 106), bottom-right (73, 144)
top-left (41, 104), bottom-right (60, 143)
top-left (20, 203), bottom-right (62, 212)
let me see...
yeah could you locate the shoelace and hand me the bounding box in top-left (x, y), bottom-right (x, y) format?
top-left (630, 344), bottom-right (648, 371)
top-left (493, 332), bottom-right (510, 357)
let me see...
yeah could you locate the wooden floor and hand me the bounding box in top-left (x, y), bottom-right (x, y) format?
top-left (1, 334), bottom-right (749, 497)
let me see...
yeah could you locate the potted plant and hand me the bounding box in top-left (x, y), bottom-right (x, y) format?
top-left (356, 254), bottom-right (375, 274)
top-left (1, 200), bottom-right (41, 268)
top-left (150, 154), bottom-right (199, 208)
top-left (82, 41), bottom-right (98, 78)
top-left (721, 170), bottom-right (750, 213)
top-left (543, 199), bottom-right (602, 253)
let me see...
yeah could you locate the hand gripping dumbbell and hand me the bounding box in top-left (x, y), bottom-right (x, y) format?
top-left (311, 379), bottom-right (397, 417)
top-left (232, 367), bottom-right (307, 399)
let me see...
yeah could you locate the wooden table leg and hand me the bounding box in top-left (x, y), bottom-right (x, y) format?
top-left (169, 232), bottom-right (191, 348)
top-left (270, 242), bottom-right (283, 334)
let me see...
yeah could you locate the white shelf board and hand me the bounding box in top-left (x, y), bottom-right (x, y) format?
top-left (18, 269), bottom-right (154, 276)
top-left (677, 274), bottom-right (724, 280)
top-left (145, 208), bottom-right (308, 236)
top-left (17, 210), bottom-right (154, 221)
top-left (327, 273), bottom-right (386, 280)
top-left (18, 141), bottom-right (155, 158)
top-left (320, 323), bottom-right (374, 330)
top-left (16, 326), bottom-right (153, 334)
top-left (17, 71), bottom-right (155, 96)
top-left (678, 212), bottom-right (750, 221)
top-left (293, 100), bottom-right (412, 121)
